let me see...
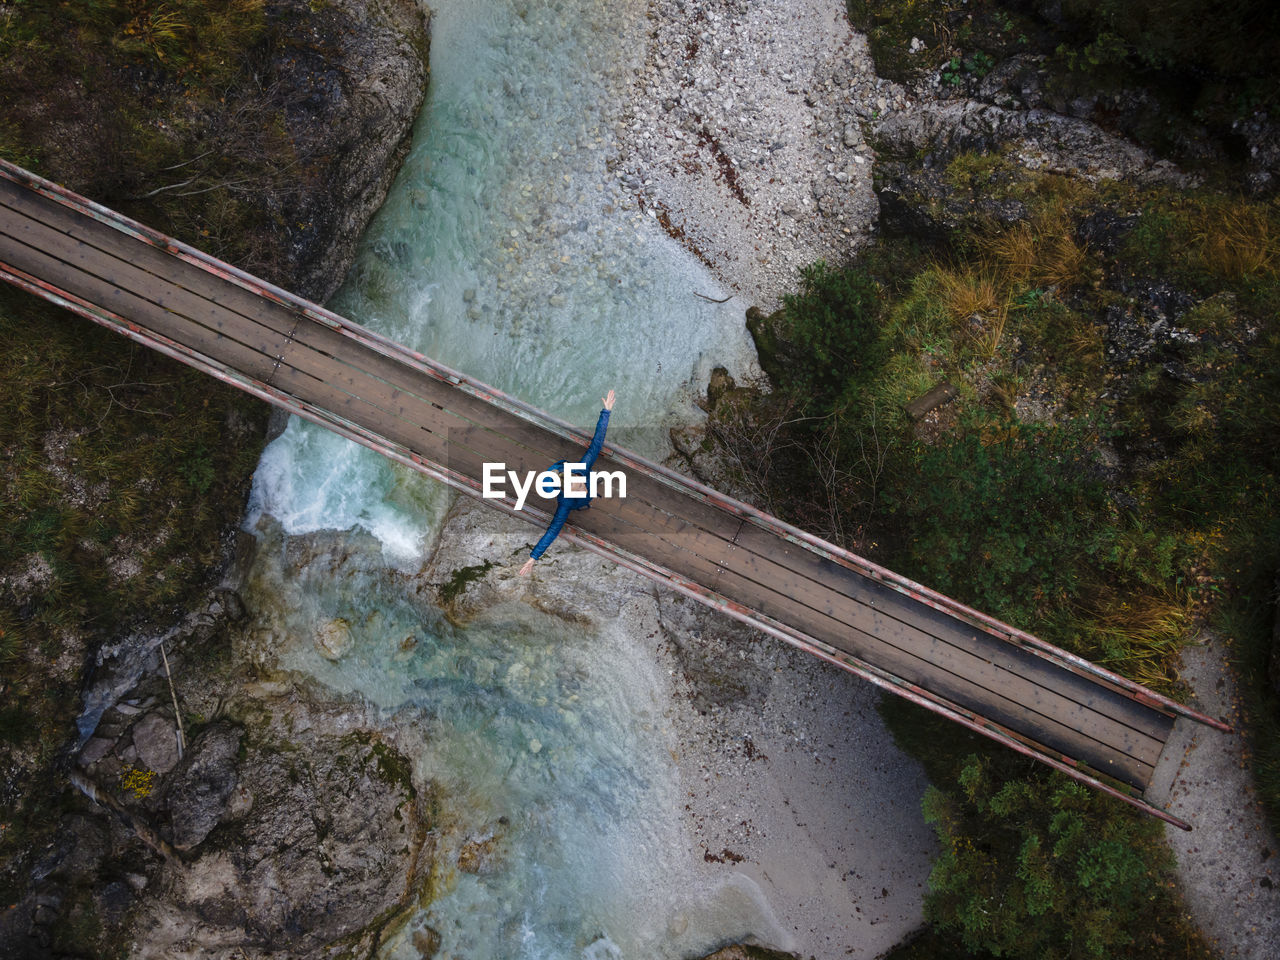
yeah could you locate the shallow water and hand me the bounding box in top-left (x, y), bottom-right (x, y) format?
top-left (242, 0), bottom-right (779, 956)
top-left (247, 0), bottom-right (758, 560)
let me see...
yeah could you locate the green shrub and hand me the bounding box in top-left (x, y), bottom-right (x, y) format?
top-left (1059, 0), bottom-right (1280, 80)
top-left (881, 414), bottom-right (1112, 628)
top-left (775, 261), bottom-right (887, 409)
top-left (922, 754), bottom-right (1209, 960)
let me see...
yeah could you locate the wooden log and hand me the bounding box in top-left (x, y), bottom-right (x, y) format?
top-left (905, 381), bottom-right (958, 420)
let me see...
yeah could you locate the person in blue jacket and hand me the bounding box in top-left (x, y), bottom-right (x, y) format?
top-left (519, 389), bottom-right (615, 576)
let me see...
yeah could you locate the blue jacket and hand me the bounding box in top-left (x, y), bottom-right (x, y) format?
top-left (530, 408), bottom-right (610, 560)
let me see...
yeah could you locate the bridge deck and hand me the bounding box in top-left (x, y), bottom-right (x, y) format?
top-left (0, 160), bottom-right (1227, 827)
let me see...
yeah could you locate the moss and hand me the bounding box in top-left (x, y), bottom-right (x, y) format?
top-left (369, 741), bottom-right (417, 800)
top-left (49, 887), bottom-right (106, 956)
top-left (944, 151), bottom-right (1006, 193)
top-left (744, 306), bottom-right (787, 385)
top-left (438, 561), bottom-right (494, 606)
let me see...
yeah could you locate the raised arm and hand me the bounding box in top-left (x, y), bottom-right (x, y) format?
top-left (582, 388), bottom-right (616, 471)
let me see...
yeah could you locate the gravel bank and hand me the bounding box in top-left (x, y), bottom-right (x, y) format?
top-left (1152, 637), bottom-right (1280, 959)
top-left (613, 0), bottom-right (909, 310)
top-left (606, 3), bottom-right (936, 956)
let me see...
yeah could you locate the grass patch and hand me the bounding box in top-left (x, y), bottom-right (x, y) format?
top-left (0, 288), bottom-right (268, 638)
top-left (1123, 193), bottom-right (1280, 294)
top-left (0, 0), bottom-right (267, 88)
top-left (0, 0), bottom-right (305, 284)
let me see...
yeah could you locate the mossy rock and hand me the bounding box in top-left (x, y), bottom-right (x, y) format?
top-left (744, 306), bottom-right (804, 388)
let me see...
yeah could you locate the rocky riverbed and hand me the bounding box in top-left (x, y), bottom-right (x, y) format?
top-left (614, 0), bottom-right (893, 310)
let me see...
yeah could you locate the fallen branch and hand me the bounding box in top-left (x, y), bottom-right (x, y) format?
top-left (160, 641), bottom-right (187, 758)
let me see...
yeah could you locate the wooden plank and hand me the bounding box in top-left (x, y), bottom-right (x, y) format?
top-left (0, 180), bottom-right (307, 336)
top-left (579, 460), bottom-right (1173, 751)
top-left (0, 204), bottom-right (294, 362)
top-left (0, 223), bottom-right (467, 478)
top-left (0, 232), bottom-right (283, 384)
top-left (732, 519), bottom-right (1175, 745)
top-left (4, 177), bottom-right (593, 463)
top-left (588, 509), bottom-right (1160, 775)
top-left (0, 196), bottom-right (545, 479)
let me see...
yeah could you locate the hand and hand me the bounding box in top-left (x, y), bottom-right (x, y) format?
top-left (603, 389), bottom-right (616, 411)
top-left (519, 557), bottom-right (535, 577)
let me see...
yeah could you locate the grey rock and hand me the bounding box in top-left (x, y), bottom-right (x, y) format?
top-left (274, 0), bottom-right (432, 302)
top-left (78, 736), bottom-right (116, 766)
top-left (314, 617), bottom-right (354, 661)
top-left (694, 947), bottom-right (800, 960)
top-left (129, 709), bottom-right (428, 959)
top-left (1076, 209), bottom-right (1139, 257)
top-left (874, 160), bottom-right (1027, 240)
top-left (131, 713), bottom-right (180, 775)
top-left (875, 99), bottom-right (1190, 186)
top-left (165, 723), bottom-right (242, 851)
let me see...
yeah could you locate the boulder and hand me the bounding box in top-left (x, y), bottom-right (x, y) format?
top-left (130, 714), bottom-right (180, 775)
top-left (707, 366), bottom-right (737, 408)
top-left (314, 617), bottom-right (354, 660)
top-left (165, 723), bottom-right (243, 851)
top-left (269, 0), bottom-right (432, 302)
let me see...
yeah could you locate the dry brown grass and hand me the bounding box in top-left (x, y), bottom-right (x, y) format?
top-left (985, 222), bottom-right (1037, 285)
top-left (1192, 201), bottom-right (1278, 280)
top-left (935, 264), bottom-right (1008, 358)
top-left (982, 198), bottom-right (1088, 290)
top-left (1074, 587), bottom-right (1193, 692)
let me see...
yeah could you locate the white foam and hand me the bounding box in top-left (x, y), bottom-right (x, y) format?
top-left (244, 417), bottom-right (436, 563)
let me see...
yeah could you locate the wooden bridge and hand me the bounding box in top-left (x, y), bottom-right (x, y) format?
top-left (0, 159), bottom-right (1228, 828)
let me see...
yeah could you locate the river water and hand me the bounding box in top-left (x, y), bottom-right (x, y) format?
top-left (241, 0), bottom-right (778, 957)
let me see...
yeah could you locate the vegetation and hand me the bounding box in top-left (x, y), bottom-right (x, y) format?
top-left (0, 0), bottom-right (282, 907)
top-left (717, 136), bottom-right (1279, 954)
top-left (439, 561), bottom-right (496, 607)
top-left (847, 0), bottom-right (1280, 172)
top-left (0, 0), bottom-right (300, 283)
top-left (922, 755), bottom-right (1210, 959)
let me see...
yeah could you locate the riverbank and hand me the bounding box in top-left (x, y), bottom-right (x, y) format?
top-left (657, 0), bottom-right (1280, 956)
top-left (614, 0), bottom-right (899, 311)
top-left (0, 1), bottom-right (430, 953)
top-left (608, 2), bottom-right (939, 954)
